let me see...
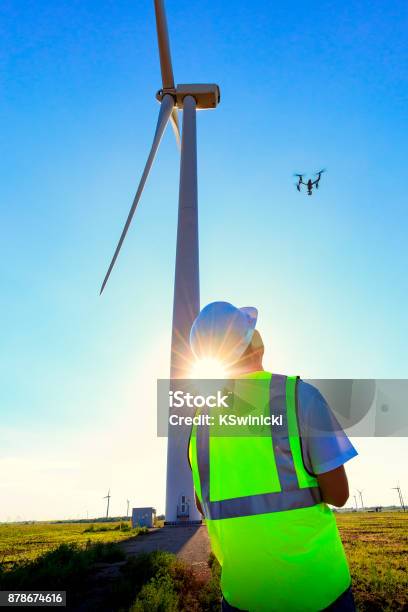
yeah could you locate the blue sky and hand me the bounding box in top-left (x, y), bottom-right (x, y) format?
top-left (1, 0), bottom-right (407, 519)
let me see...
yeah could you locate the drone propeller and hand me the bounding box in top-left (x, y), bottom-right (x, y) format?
top-left (293, 173), bottom-right (303, 178)
top-left (315, 168), bottom-right (326, 175)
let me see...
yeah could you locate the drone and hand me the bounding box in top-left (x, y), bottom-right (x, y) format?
top-left (295, 169), bottom-right (326, 195)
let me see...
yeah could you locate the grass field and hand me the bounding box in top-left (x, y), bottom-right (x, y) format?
top-left (336, 512), bottom-right (408, 611)
top-left (0, 513), bottom-right (407, 610)
top-left (0, 521), bottom-right (144, 568)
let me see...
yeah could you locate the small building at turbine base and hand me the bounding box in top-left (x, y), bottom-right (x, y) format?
top-left (132, 507), bottom-right (156, 528)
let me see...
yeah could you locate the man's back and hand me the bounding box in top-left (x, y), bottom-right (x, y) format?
top-left (190, 371), bottom-right (355, 611)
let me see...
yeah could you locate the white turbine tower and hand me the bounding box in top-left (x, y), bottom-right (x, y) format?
top-left (100, 0), bottom-right (220, 524)
top-left (392, 485), bottom-right (406, 512)
top-left (357, 489), bottom-right (364, 511)
top-left (104, 489), bottom-right (111, 519)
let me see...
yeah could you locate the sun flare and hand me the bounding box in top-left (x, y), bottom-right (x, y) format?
top-left (190, 358), bottom-right (226, 379)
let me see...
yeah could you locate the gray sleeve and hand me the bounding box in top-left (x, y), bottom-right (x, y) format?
top-left (297, 381), bottom-right (358, 475)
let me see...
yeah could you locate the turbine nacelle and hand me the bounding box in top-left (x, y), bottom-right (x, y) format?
top-left (156, 84), bottom-right (221, 109)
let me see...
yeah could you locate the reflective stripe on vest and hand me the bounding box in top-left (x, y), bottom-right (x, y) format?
top-left (195, 374), bottom-right (322, 520)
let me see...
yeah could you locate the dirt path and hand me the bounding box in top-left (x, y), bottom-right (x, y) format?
top-left (120, 525), bottom-right (211, 580)
top-left (73, 526), bottom-right (212, 611)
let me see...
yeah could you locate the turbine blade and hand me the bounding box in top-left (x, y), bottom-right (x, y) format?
top-left (100, 95), bottom-right (174, 294)
top-left (170, 107), bottom-right (181, 150)
top-left (154, 0), bottom-right (175, 89)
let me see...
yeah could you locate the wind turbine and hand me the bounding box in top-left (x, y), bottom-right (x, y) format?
top-left (126, 499), bottom-right (130, 519)
top-left (353, 495), bottom-right (358, 511)
top-left (99, 0), bottom-right (220, 524)
top-left (357, 489), bottom-right (364, 511)
top-left (104, 489), bottom-right (111, 519)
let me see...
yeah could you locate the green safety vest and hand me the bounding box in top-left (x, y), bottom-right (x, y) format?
top-left (188, 372), bottom-right (351, 611)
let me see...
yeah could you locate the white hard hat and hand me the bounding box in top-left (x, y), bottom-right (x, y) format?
top-left (190, 301), bottom-right (258, 364)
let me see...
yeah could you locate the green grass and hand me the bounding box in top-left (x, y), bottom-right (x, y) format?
top-left (0, 513), bottom-right (406, 610)
top-left (114, 513), bottom-right (407, 611)
top-left (126, 551), bottom-right (221, 612)
top-left (83, 521), bottom-right (136, 533)
top-left (0, 521), bottom-right (147, 568)
top-left (336, 512), bottom-right (408, 611)
top-left (0, 541), bottom-right (126, 610)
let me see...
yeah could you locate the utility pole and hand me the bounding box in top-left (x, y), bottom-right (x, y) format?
top-left (392, 485), bottom-right (406, 512)
top-left (357, 490), bottom-right (364, 511)
top-left (103, 489), bottom-right (111, 519)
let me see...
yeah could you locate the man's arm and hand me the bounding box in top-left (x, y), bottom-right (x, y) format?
top-left (298, 381), bottom-right (357, 508)
top-left (317, 465), bottom-right (349, 507)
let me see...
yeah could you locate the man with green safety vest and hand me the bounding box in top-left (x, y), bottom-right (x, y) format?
top-left (188, 302), bottom-right (357, 612)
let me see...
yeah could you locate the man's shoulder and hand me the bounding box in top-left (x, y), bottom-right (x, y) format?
top-left (297, 380), bottom-right (326, 403)
top-left (296, 380), bottom-right (331, 427)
